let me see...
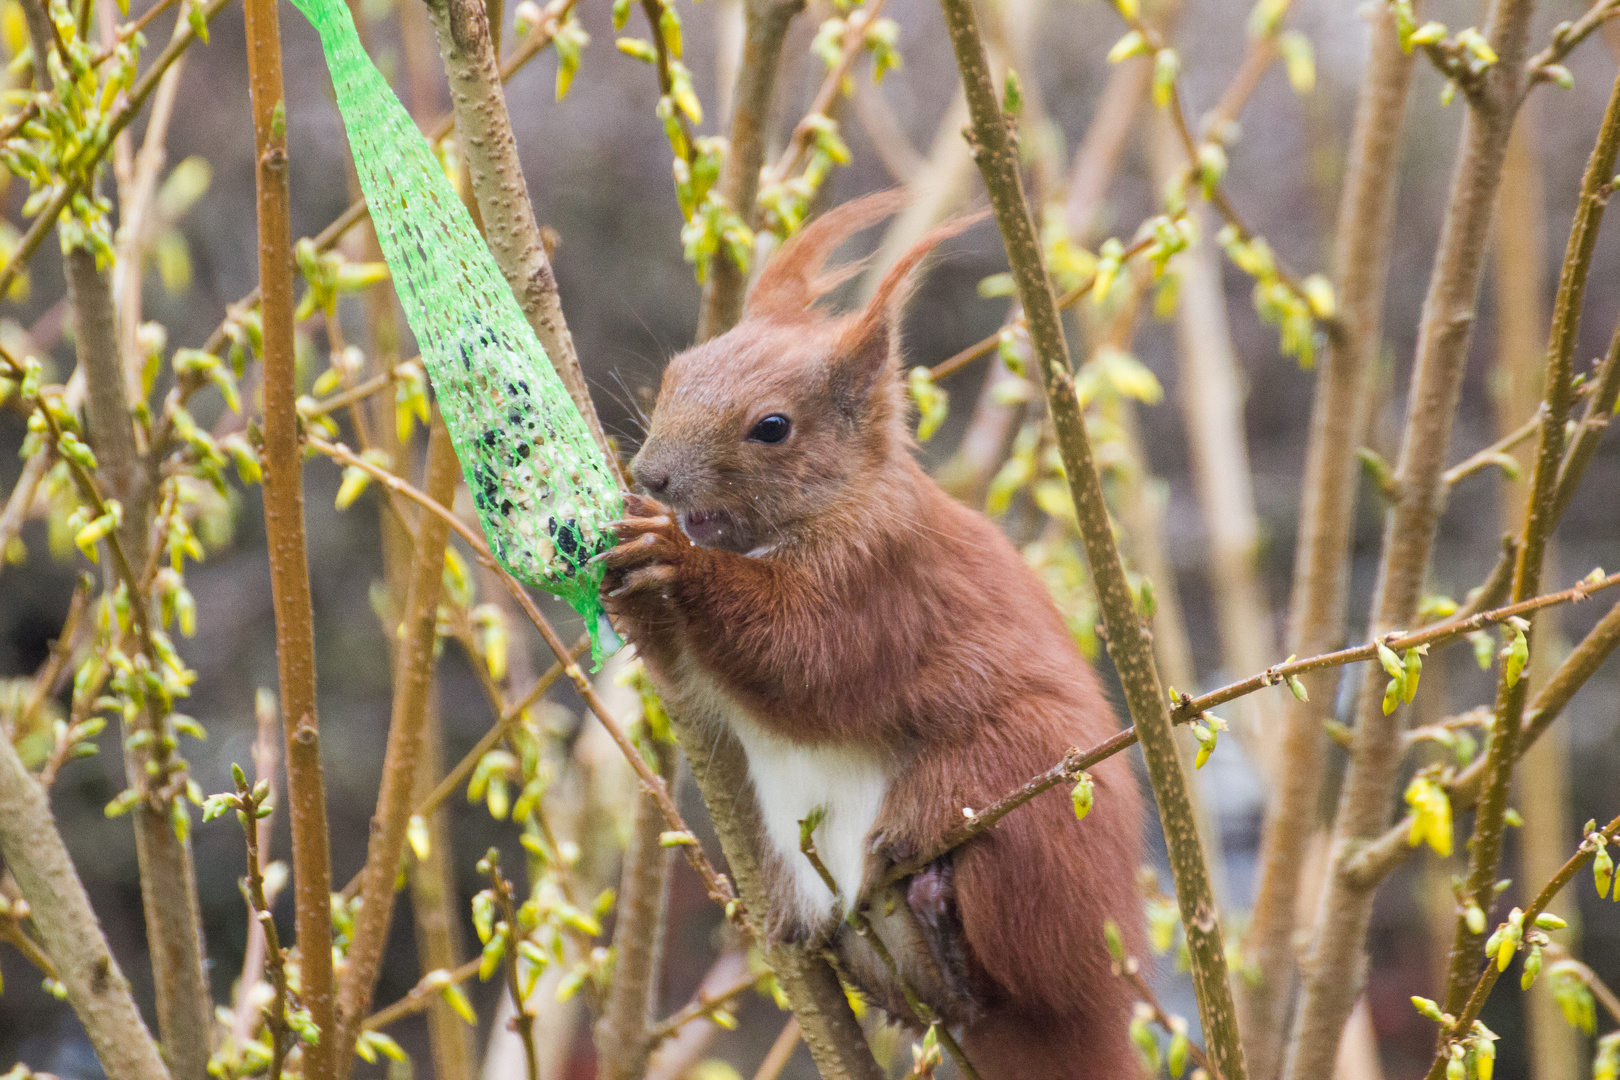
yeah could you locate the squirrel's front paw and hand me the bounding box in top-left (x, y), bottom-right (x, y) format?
top-left (597, 494), bottom-right (691, 604)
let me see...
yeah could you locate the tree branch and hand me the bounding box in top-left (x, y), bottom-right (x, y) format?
top-left (595, 734), bottom-right (679, 1080)
top-left (1423, 813), bottom-right (1620, 1080)
top-left (242, 1), bottom-right (338, 1072)
top-left (1241, 7), bottom-right (1415, 1068)
top-left (334, 416), bottom-right (460, 1072)
top-left (937, 1), bottom-right (1245, 1076)
top-left (0, 737), bottom-right (172, 1080)
top-left (695, 0), bottom-right (805, 339)
top-left (1284, 3), bottom-right (1536, 1072)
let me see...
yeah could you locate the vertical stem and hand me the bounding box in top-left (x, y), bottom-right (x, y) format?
top-left (335, 415), bottom-right (460, 1072)
top-left (66, 240), bottom-right (214, 1080)
top-left (408, 697), bottom-right (478, 1080)
top-left (243, 3), bottom-right (338, 1074)
top-left (37, 0), bottom-right (212, 1050)
top-left (595, 739), bottom-right (678, 1080)
top-left (695, 0), bottom-right (804, 340)
top-left (1492, 109), bottom-right (1579, 1080)
top-left (1284, 2), bottom-right (1534, 1076)
top-left (1440, 52), bottom-right (1620, 1018)
top-left (937, 2), bottom-right (1245, 1077)
top-left (0, 737), bottom-right (173, 1080)
top-left (1242, 7), bottom-right (1415, 1072)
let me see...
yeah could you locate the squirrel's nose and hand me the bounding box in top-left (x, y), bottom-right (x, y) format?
top-left (638, 467), bottom-right (670, 495)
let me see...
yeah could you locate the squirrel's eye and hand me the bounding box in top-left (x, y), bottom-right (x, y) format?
top-left (747, 414), bottom-right (791, 444)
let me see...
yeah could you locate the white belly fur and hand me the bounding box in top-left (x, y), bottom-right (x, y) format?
top-left (673, 654), bottom-right (890, 930)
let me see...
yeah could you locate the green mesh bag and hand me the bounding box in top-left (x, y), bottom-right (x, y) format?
top-left (288, 0), bottom-right (622, 652)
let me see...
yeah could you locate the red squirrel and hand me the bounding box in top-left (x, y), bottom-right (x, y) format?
top-left (600, 192), bottom-right (1144, 1079)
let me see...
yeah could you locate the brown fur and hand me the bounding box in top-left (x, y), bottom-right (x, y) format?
top-left (602, 193), bottom-right (1145, 1080)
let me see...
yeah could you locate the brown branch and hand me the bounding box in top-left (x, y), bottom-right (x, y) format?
top-left (1179, 571), bottom-right (1620, 724)
top-left (414, 641), bottom-right (583, 821)
top-left (751, 1019), bottom-right (802, 1080)
top-left (421, 0), bottom-right (615, 468)
top-left (483, 853), bottom-right (542, 1080)
top-left (227, 767), bottom-right (295, 1080)
top-left (645, 969), bottom-right (765, 1046)
top-left (231, 692), bottom-right (283, 1047)
top-left (243, 2), bottom-right (338, 1073)
top-left (938, 1), bottom-right (1245, 1076)
top-left (1444, 409), bottom-right (1541, 488)
top-left (596, 734), bottom-right (679, 1080)
top-left (876, 573), bottom-right (1620, 906)
top-left (1284, 2), bottom-right (1537, 1070)
top-left (695, 0), bottom-right (805, 340)
top-left (62, 227), bottom-right (214, 1080)
top-left (0, 737), bottom-right (173, 1080)
top-left (334, 416), bottom-right (460, 1072)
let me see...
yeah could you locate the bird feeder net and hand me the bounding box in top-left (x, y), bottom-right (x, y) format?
top-left (288, 0), bottom-right (622, 653)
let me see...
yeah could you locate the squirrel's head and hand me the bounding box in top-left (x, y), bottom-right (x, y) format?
top-left (631, 191), bottom-right (979, 555)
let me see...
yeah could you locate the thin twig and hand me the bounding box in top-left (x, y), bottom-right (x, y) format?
top-left (759, 0), bottom-right (887, 189)
top-left (879, 572), bottom-right (1620, 886)
top-left (751, 1019), bottom-right (802, 1080)
top-left (484, 853), bottom-right (542, 1080)
top-left (644, 970), bottom-right (766, 1045)
top-left (414, 641), bottom-right (583, 821)
top-left (928, 236), bottom-right (1154, 381)
top-left (1345, 590), bottom-right (1620, 888)
top-left (361, 957), bottom-right (481, 1032)
top-left (1422, 814), bottom-right (1620, 1080)
top-left (227, 768), bottom-right (295, 1080)
top-left (1443, 409), bottom-right (1542, 487)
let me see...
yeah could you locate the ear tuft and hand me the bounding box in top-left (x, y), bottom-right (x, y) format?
top-left (832, 207), bottom-right (990, 389)
top-left (745, 189), bottom-right (910, 322)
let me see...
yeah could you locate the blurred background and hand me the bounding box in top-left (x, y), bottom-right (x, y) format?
top-left (2, 0), bottom-right (1619, 1076)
